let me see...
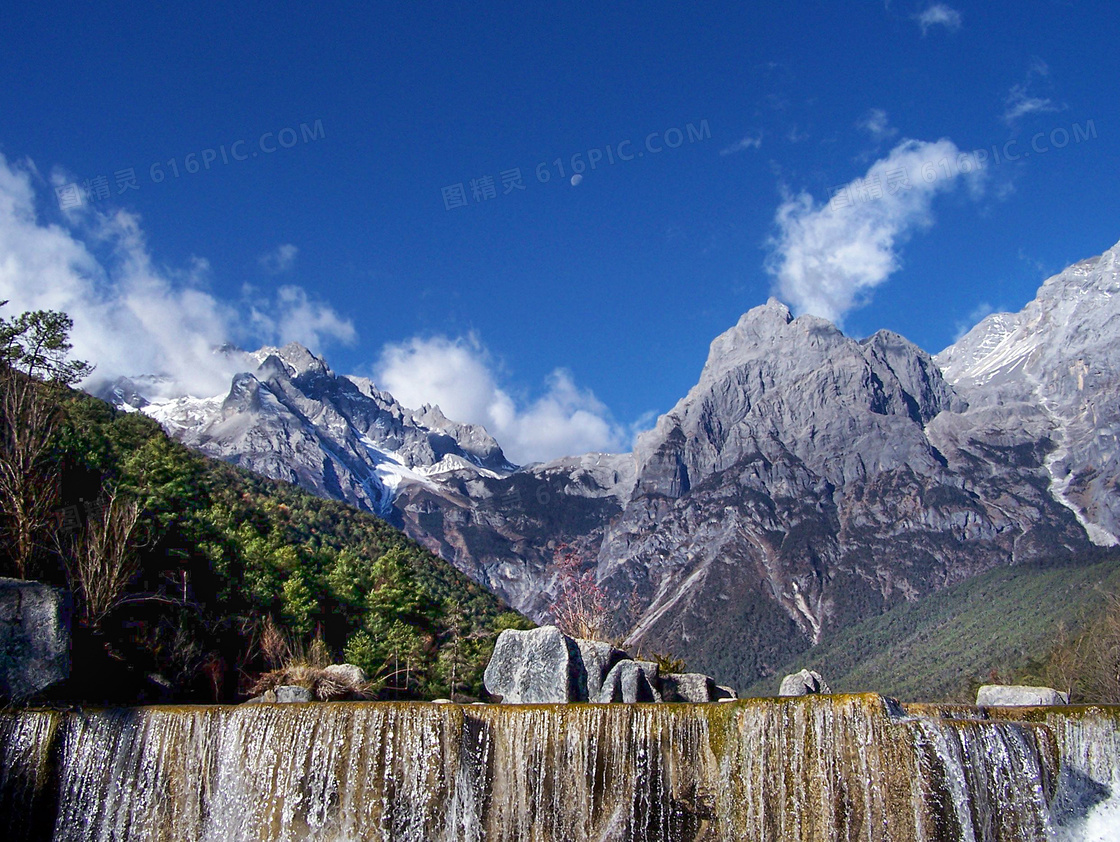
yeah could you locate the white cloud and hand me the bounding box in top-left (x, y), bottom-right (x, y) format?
top-left (916, 4), bottom-right (962, 34)
top-left (720, 134), bottom-right (762, 156)
top-left (0, 152), bottom-right (355, 400)
top-left (1003, 59), bottom-right (1063, 125)
top-left (786, 125), bottom-right (810, 144)
top-left (1003, 95), bottom-right (1058, 123)
top-left (374, 335), bottom-right (628, 464)
top-left (766, 137), bottom-right (985, 325)
top-left (244, 284), bottom-right (357, 351)
top-left (857, 108), bottom-right (898, 141)
top-left (259, 243), bottom-right (298, 274)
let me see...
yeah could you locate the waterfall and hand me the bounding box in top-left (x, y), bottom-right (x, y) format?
top-left (1, 695), bottom-right (1117, 841)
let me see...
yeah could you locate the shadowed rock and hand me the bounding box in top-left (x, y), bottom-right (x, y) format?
top-left (595, 660), bottom-right (661, 703)
top-left (573, 638), bottom-right (628, 701)
top-left (661, 673), bottom-right (717, 703)
top-left (0, 578), bottom-right (71, 702)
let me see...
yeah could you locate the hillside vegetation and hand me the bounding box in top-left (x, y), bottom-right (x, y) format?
top-left (1, 306), bottom-right (529, 703)
top-left (742, 550), bottom-right (1120, 702)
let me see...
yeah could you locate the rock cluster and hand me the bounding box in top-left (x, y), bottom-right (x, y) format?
top-left (0, 578), bottom-right (71, 701)
top-left (483, 626), bottom-right (736, 704)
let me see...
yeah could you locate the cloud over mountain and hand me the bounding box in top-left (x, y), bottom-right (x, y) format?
top-left (766, 137), bottom-right (983, 325)
top-left (0, 153), bottom-right (357, 400)
top-left (0, 152), bottom-right (627, 462)
top-left (374, 335), bottom-right (628, 464)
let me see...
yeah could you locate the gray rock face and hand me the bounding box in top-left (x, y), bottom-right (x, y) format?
top-left (976, 684), bottom-right (1069, 707)
top-left (779, 669), bottom-right (830, 697)
top-left (936, 239), bottom-right (1120, 546)
top-left (661, 673), bottom-right (716, 703)
top-left (275, 685), bottom-right (314, 703)
top-left (0, 578), bottom-right (71, 701)
top-left (596, 295), bottom-right (1088, 691)
top-left (573, 638), bottom-right (627, 701)
top-left (483, 626), bottom-right (579, 703)
top-left (594, 660), bottom-right (661, 703)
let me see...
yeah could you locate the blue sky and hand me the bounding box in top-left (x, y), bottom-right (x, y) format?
top-left (1, 1), bottom-right (1117, 462)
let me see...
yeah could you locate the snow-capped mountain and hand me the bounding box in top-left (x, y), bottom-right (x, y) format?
top-left (936, 240), bottom-right (1120, 545)
top-left (105, 342), bottom-right (517, 517)
top-left (102, 238), bottom-right (1120, 691)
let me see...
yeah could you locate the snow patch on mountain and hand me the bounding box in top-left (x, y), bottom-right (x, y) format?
top-left (936, 237), bottom-right (1120, 545)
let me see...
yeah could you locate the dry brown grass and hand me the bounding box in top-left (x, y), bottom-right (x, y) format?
top-left (248, 663), bottom-right (372, 701)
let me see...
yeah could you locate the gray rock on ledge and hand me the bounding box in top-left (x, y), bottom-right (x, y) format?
top-left (976, 684), bottom-right (1069, 707)
top-left (595, 660), bottom-right (661, 703)
top-left (483, 626), bottom-right (580, 703)
top-left (0, 578), bottom-right (71, 701)
top-left (661, 673), bottom-right (717, 703)
top-left (779, 669), bottom-right (831, 697)
top-left (574, 638), bottom-right (628, 700)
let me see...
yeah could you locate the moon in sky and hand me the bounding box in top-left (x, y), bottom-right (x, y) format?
top-left (570, 174), bottom-right (583, 186)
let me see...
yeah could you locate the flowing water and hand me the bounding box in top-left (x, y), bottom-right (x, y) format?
top-left (1, 694), bottom-right (1116, 841)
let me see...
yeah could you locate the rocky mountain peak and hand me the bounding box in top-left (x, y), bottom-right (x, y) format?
top-left (250, 342), bottom-right (332, 379)
top-left (934, 237), bottom-right (1120, 544)
top-left (635, 301), bottom-right (955, 497)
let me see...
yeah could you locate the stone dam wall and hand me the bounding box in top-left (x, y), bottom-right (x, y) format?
top-left (1, 694), bottom-right (1118, 841)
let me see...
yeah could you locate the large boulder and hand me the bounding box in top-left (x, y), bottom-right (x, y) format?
top-left (976, 684), bottom-right (1069, 707)
top-left (484, 626), bottom-right (581, 703)
top-left (0, 578), bottom-right (71, 701)
top-left (661, 673), bottom-right (716, 703)
top-left (594, 660), bottom-right (661, 703)
top-left (779, 669), bottom-right (830, 697)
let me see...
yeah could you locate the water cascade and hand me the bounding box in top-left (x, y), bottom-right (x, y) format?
top-left (1, 694), bottom-right (1117, 841)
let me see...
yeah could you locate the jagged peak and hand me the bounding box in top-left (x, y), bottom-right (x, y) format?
top-left (413, 403), bottom-right (451, 429)
top-left (250, 342), bottom-right (332, 378)
top-left (254, 353), bottom-right (290, 382)
top-left (861, 328), bottom-right (935, 361)
top-left (704, 298), bottom-right (848, 380)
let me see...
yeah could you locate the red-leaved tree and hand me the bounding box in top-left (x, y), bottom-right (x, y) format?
top-left (550, 543), bottom-right (609, 641)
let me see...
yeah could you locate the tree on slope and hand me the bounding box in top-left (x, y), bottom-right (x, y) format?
top-left (0, 303), bottom-right (92, 577)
